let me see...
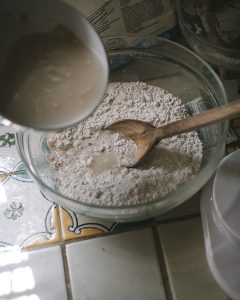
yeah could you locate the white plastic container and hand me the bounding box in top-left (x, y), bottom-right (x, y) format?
top-left (201, 149), bottom-right (240, 300)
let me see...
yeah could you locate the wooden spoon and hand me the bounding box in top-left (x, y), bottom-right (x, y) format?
top-left (105, 99), bottom-right (240, 166)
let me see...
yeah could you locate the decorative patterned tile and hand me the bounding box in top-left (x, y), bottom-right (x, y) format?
top-left (0, 245), bottom-right (67, 299)
top-left (66, 228), bottom-right (166, 300)
top-left (59, 207), bottom-right (117, 241)
top-left (158, 218), bottom-right (228, 300)
top-left (0, 126), bottom-right (61, 250)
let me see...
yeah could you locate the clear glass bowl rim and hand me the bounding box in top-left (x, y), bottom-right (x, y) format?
top-left (16, 35), bottom-right (228, 221)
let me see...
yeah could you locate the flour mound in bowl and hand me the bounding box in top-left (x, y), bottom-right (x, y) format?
top-left (47, 82), bottom-right (203, 206)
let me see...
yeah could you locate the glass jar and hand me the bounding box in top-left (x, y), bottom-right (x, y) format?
top-left (176, 0), bottom-right (240, 71)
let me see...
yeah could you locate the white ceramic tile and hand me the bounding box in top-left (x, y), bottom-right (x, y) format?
top-left (0, 246), bottom-right (67, 300)
top-left (67, 228), bottom-right (166, 300)
top-left (158, 218), bottom-right (228, 300)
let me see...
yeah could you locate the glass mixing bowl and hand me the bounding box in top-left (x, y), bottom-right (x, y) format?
top-left (16, 36), bottom-right (228, 222)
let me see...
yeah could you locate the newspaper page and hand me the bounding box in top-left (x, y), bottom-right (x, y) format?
top-left (64, 0), bottom-right (176, 37)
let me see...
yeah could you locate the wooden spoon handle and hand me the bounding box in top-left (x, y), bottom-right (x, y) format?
top-left (156, 99), bottom-right (240, 140)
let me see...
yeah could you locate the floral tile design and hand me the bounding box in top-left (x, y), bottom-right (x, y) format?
top-left (0, 132), bottom-right (15, 148)
top-left (0, 175), bottom-right (61, 249)
top-left (0, 126), bottom-right (61, 250)
top-left (59, 207), bottom-right (118, 241)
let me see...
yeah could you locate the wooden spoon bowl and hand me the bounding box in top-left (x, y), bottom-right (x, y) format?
top-left (105, 99), bottom-right (240, 166)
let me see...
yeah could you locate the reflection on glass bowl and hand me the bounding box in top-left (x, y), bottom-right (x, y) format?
top-left (16, 36), bottom-right (227, 222)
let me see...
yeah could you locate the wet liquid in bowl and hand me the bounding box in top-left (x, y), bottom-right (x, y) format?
top-left (46, 82), bottom-right (203, 207)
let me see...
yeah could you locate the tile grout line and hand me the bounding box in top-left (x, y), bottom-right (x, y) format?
top-left (60, 219), bottom-right (155, 246)
top-left (56, 200), bottom-right (73, 300)
top-left (0, 213), bottom-right (202, 300)
top-left (152, 224), bottom-right (174, 300)
top-left (152, 214), bottom-right (201, 300)
top-left (56, 205), bottom-right (64, 244)
top-left (15, 221), bottom-right (153, 252)
top-left (7, 214), bottom-right (201, 253)
top-left (5, 214), bottom-right (201, 253)
top-left (61, 244), bottom-right (73, 300)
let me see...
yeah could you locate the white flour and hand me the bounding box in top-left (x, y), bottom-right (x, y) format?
top-left (47, 82), bottom-right (203, 206)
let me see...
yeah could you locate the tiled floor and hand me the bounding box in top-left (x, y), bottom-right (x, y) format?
top-left (158, 217), bottom-right (228, 300)
top-left (0, 246), bottom-right (67, 299)
top-left (0, 210), bottom-right (233, 300)
top-left (66, 229), bottom-right (166, 300)
top-left (0, 80), bottom-right (239, 299)
top-left (0, 2), bottom-right (239, 293)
